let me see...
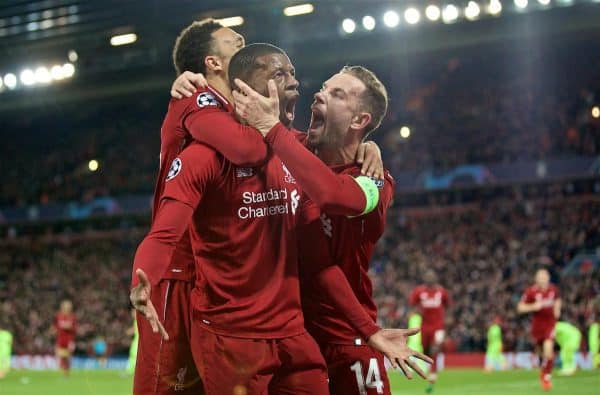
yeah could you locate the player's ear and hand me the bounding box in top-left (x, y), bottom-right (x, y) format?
top-left (205, 55), bottom-right (224, 72)
top-left (350, 112), bottom-right (371, 132)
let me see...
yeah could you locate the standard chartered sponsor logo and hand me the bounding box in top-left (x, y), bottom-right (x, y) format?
top-left (238, 188), bottom-right (299, 219)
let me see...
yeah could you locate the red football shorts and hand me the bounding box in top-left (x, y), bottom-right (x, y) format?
top-left (320, 343), bottom-right (390, 395)
top-left (133, 279), bottom-right (203, 395)
top-left (421, 327), bottom-right (445, 351)
top-left (190, 325), bottom-right (329, 395)
top-left (532, 323), bottom-right (556, 346)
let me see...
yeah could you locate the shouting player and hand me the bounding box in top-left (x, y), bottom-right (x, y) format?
top-left (130, 19), bottom-right (383, 395)
top-left (517, 268), bottom-right (561, 391)
top-left (234, 64), bottom-right (433, 394)
top-left (53, 299), bottom-right (76, 376)
top-left (409, 270), bottom-right (450, 391)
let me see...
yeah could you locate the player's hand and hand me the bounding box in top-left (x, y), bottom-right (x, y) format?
top-left (130, 269), bottom-right (169, 341)
top-left (233, 78), bottom-right (280, 136)
top-left (356, 141), bottom-right (384, 179)
top-left (170, 71), bottom-right (208, 99)
top-left (368, 328), bottom-right (433, 380)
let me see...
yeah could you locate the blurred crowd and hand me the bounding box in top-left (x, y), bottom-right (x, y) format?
top-left (0, 229), bottom-right (143, 355)
top-left (0, 191), bottom-right (597, 355)
top-left (372, 193), bottom-right (599, 352)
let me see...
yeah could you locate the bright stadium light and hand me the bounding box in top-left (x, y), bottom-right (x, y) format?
top-left (34, 66), bottom-right (51, 84)
top-left (62, 63), bottom-right (75, 78)
top-left (362, 15), bottom-right (376, 30)
top-left (488, 0), bottom-right (503, 15)
top-left (110, 33), bottom-right (137, 46)
top-left (538, 0), bottom-right (551, 5)
top-left (465, 1), bottom-right (481, 20)
top-left (216, 16), bottom-right (244, 27)
top-left (383, 10), bottom-right (400, 27)
top-left (442, 4), bottom-right (459, 23)
top-left (592, 106), bottom-right (600, 119)
top-left (283, 3), bottom-right (314, 16)
top-left (404, 8), bottom-right (421, 25)
top-left (20, 69), bottom-right (36, 86)
top-left (514, 0), bottom-right (528, 9)
top-left (342, 18), bottom-right (356, 33)
top-left (400, 126), bottom-right (411, 138)
top-left (68, 49), bottom-right (78, 62)
top-left (425, 5), bottom-right (441, 21)
top-left (4, 73), bottom-right (17, 89)
top-left (51, 64), bottom-right (65, 80)
top-left (88, 159), bottom-right (99, 172)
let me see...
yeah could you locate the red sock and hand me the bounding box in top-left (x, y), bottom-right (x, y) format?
top-left (430, 351), bottom-right (439, 374)
top-left (541, 357), bottom-right (554, 377)
top-left (64, 357), bottom-right (71, 372)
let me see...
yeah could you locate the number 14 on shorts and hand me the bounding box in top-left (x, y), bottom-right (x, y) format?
top-left (350, 358), bottom-right (384, 395)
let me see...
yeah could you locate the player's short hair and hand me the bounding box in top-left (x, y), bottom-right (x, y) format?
top-left (172, 18), bottom-right (223, 75)
top-left (340, 65), bottom-right (388, 139)
top-left (228, 43), bottom-right (285, 88)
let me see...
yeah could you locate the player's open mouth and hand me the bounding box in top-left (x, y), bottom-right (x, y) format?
top-left (284, 99), bottom-right (296, 123)
top-left (308, 107), bottom-right (326, 133)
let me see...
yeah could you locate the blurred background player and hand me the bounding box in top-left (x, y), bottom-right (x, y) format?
top-left (53, 299), bottom-right (77, 377)
top-left (554, 320), bottom-right (581, 376)
top-left (409, 269), bottom-right (450, 391)
top-left (0, 321), bottom-right (12, 379)
top-left (589, 312), bottom-right (599, 369)
top-left (517, 268), bottom-right (561, 391)
top-left (126, 309), bottom-right (138, 376)
top-left (485, 316), bottom-right (506, 372)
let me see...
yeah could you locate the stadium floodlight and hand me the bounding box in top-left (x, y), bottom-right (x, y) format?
top-left (425, 5), bottom-right (441, 21)
top-left (342, 18), bottom-right (356, 33)
top-left (216, 16), bottom-right (244, 27)
top-left (514, 0), bottom-right (528, 9)
top-left (4, 73), bottom-right (17, 89)
top-left (400, 126), bottom-right (411, 138)
top-left (20, 69), bottom-right (36, 86)
top-left (110, 33), bottom-right (137, 46)
top-left (283, 3), bottom-right (314, 16)
top-left (62, 63), bottom-right (75, 78)
top-left (34, 66), bottom-right (51, 84)
top-left (68, 50), bottom-right (78, 62)
top-left (488, 0), bottom-right (503, 14)
top-left (362, 15), bottom-right (376, 30)
top-left (50, 65), bottom-right (65, 80)
top-left (592, 106), bottom-right (600, 119)
top-left (556, 0), bottom-right (573, 4)
top-left (442, 4), bottom-right (460, 23)
top-left (383, 10), bottom-right (400, 27)
top-left (404, 8), bottom-right (421, 25)
top-left (537, 0), bottom-right (551, 5)
top-left (465, 1), bottom-right (481, 20)
top-left (88, 159), bottom-right (99, 172)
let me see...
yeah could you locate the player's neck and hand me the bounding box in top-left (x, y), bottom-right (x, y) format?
top-left (316, 141), bottom-right (360, 167)
top-left (207, 75), bottom-right (233, 104)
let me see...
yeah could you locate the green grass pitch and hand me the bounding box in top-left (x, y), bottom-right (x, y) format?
top-left (0, 369), bottom-right (597, 394)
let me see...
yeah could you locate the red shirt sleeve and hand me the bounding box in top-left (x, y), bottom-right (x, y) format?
top-left (409, 288), bottom-right (420, 306)
top-left (265, 122), bottom-right (367, 216)
top-left (183, 94), bottom-right (268, 167)
top-left (132, 144), bottom-right (221, 286)
top-left (300, 219), bottom-right (380, 340)
top-left (521, 288), bottom-right (534, 303)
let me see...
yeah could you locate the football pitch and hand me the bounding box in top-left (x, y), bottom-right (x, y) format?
top-left (0, 369), bottom-right (597, 394)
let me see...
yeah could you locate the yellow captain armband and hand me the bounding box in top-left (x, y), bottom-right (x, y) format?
top-left (352, 176), bottom-right (380, 216)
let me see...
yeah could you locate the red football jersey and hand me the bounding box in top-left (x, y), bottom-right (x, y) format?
top-left (54, 312), bottom-right (76, 339)
top-left (409, 285), bottom-right (450, 331)
top-left (520, 284), bottom-right (559, 333)
top-left (160, 142), bottom-right (306, 338)
top-left (152, 85), bottom-right (269, 282)
top-left (299, 164), bottom-right (395, 345)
